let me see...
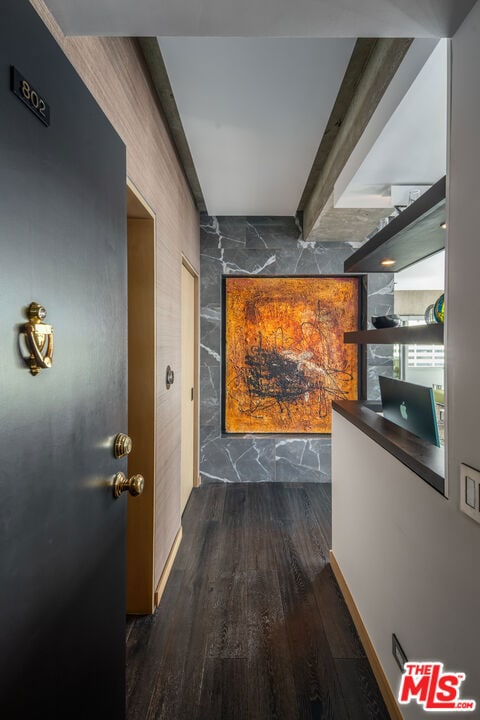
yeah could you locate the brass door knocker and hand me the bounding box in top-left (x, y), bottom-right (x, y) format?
top-left (23, 302), bottom-right (54, 375)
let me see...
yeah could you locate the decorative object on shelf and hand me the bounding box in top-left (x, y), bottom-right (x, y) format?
top-left (223, 275), bottom-right (362, 434)
top-left (424, 303), bottom-right (436, 324)
top-left (22, 302), bottom-right (54, 375)
top-left (425, 293), bottom-right (445, 324)
top-left (434, 293), bottom-right (445, 323)
top-left (407, 188), bottom-right (422, 205)
top-left (371, 314), bottom-right (402, 329)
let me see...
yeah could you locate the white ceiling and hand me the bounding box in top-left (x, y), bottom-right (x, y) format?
top-left (159, 36), bottom-right (448, 215)
top-left (159, 37), bottom-right (355, 215)
top-left (335, 39), bottom-right (447, 208)
top-left (43, 0), bottom-right (462, 221)
top-left (44, 0), bottom-right (476, 38)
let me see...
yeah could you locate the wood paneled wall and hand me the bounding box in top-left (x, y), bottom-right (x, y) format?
top-left (31, 0), bottom-right (200, 590)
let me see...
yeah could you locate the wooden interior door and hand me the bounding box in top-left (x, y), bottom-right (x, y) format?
top-left (1, 3), bottom-right (127, 717)
top-left (181, 262), bottom-right (197, 513)
top-left (126, 185), bottom-right (156, 614)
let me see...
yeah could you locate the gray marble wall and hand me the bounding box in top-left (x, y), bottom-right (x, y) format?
top-left (200, 215), bottom-right (393, 483)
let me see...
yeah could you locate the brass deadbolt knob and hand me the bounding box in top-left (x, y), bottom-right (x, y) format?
top-left (114, 433), bottom-right (133, 459)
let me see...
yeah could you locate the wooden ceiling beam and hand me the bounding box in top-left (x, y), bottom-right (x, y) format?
top-left (138, 37), bottom-right (207, 212)
top-left (299, 38), bottom-right (413, 240)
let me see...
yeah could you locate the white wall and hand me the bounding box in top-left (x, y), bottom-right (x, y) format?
top-left (332, 2), bottom-right (480, 713)
top-left (332, 413), bottom-right (479, 718)
top-left (447, 0), bottom-right (480, 489)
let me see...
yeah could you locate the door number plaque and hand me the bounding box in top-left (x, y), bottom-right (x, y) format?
top-left (11, 67), bottom-right (50, 127)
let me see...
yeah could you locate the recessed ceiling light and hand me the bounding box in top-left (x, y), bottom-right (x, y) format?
top-left (381, 259), bottom-right (396, 267)
top-left (440, 222), bottom-right (447, 229)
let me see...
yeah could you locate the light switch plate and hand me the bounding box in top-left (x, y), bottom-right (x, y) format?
top-left (460, 463), bottom-right (480, 524)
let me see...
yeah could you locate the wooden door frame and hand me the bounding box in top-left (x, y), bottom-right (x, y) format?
top-left (126, 178), bottom-right (157, 614)
top-left (181, 256), bottom-right (201, 497)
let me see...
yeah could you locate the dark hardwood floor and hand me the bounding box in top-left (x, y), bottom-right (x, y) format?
top-left (126, 483), bottom-right (390, 720)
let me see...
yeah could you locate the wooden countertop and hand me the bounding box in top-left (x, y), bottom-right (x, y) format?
top-left (332, 400), bottom-right (445, 496)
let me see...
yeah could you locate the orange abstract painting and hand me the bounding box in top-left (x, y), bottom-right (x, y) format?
top-left (224, 276), bottom-right (361, 433)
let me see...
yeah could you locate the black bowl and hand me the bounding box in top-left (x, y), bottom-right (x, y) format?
top-left (371, 314), bottom-right (402, 329)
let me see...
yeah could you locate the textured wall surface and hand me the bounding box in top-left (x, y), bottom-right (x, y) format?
top-left (32, 0), bottom-right (200, 589)
top-left (200, 215), bottom-right (393, 483)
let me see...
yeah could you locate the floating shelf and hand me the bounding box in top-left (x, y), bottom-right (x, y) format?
top-left (344, 176), bottom-right (446, 273)
top-left (344, 323), bottom-right (444, 345)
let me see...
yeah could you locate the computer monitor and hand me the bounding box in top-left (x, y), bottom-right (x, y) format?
top-left (379, 376), bottom-right (441, 447)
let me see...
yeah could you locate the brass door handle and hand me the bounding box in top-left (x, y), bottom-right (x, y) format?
top-left (113, 472), bottom-right (144, 498)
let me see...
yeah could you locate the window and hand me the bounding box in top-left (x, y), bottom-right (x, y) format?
top-left (404, 317), bottom-right (444, 368)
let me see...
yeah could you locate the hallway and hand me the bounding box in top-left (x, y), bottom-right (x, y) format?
top-left (126, 483), bottom-right (389, 719)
